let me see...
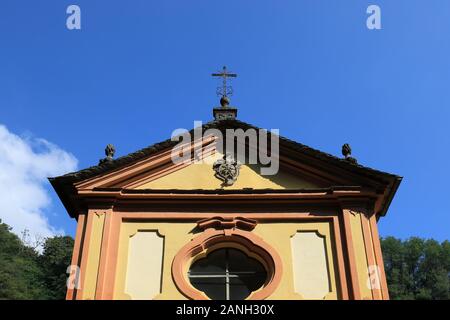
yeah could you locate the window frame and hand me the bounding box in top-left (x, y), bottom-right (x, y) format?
top-left (171, 227), bottom-right (282, 300)
top-left (188, 247), bottom-right (268, 300)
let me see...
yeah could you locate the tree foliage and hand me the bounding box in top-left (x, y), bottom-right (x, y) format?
top-left (381, 236), bottom-right (450, 300)
top-left (0, 219), bottom-right (73, 300)
top-left (39, 236), bottom-right (74, 300)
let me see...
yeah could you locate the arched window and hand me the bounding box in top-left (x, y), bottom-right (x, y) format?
top-left (188, 248), bottom-right (267, 300)
top-left (171, 221), bottom-right (283, 300)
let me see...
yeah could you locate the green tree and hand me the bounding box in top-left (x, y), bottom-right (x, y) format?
top-left (40, 236), bottom-right (74, 300)
top-left (0, 220), bottom-right (48, 299)
top-left (0, 219), bottom-right (74, 300)
top-left (381, 237), bottom-right (450, 300)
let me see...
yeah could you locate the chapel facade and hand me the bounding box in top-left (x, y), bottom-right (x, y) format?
top-left (50, 74), bottom-right (401, 300)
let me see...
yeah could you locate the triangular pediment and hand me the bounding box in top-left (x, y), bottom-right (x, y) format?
top-left (134, 151), bottom-right (321, 190)
top-left (69, 122), bottom-right (398, 192)
top-left (73, 136), bottom-right (330, 191)
top-left (51, 119), bottom-right (401, 217)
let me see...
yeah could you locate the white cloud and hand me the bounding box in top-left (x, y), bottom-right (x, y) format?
top-left (0, 124), bottom-right (78, 245)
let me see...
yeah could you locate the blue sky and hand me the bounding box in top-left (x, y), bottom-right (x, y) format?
top-left (0, 1), bottom-right (449, 241)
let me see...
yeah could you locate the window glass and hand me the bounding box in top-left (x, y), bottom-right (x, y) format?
top-left (188, 248), bottom-right (267, 300)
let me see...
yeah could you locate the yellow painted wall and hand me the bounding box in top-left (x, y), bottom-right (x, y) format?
top-left (136, 152), bottom-right (320, 190)
top-left (291, 231), bottom-right (330, 298)
top-left (111, 220), bottom-right (342, 300)
top-left (125, 231), bottom-right (164, 299)
top-left (255, 222), bottom-right (339, 300)
top-left (73, 147), bottom-right (380, 300)
top-left (114, 222), bottom-right (195, 300)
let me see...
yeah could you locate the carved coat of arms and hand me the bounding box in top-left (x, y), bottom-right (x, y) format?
top-left (213, 153), bottom-right (241, 186)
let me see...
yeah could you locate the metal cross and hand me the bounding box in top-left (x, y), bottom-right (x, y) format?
top-left (212, 66), bottom-right (237, 97)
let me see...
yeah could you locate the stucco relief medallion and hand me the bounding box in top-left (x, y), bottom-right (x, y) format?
top-left (213, 153), bottom-right (241, 186)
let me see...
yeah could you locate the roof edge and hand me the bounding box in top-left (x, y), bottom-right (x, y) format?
top-left (378, 176), bottom-right (403, 217)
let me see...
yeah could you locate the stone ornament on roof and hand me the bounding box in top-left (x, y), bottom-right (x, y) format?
top-left (342, 143), bottom-right (357, 164)
top-left (99, 144), bottom-right (116, 165)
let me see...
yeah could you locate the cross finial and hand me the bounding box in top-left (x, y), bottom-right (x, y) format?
top-left (212, 66), bottom-right (237, 98)
top-left (211, 66), bottom-right (238, 120)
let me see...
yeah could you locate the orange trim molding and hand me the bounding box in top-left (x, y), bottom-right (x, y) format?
top-left (341, 208), bottom-right (361, 299)
top-left (197, 216), bottom-right (257, 231)
top-left (66, 213), bottom-right (86, 300)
